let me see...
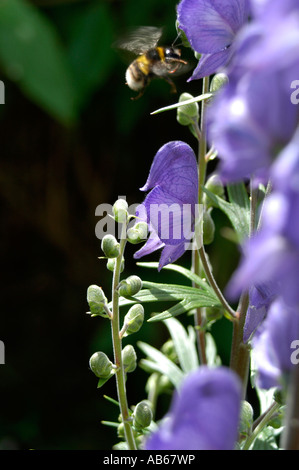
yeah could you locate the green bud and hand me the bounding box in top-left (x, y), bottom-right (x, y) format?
top-left (87, 284), bottom-right (108, 317)
top-left (117, 422), bottom-right (125, 438)
top-left (89, 351), bottom-right (114, 379)
top-left (239, 400), bottom-right (253, 439)
top-left (274, 388), bottom-right (286, 406)
top-left (113, 199), bottom-right (129, 224)
top-left (210, 73), bottom-right (229, 93)
top-left (122, 344), bottom-right (137, 373)
top-left (203, 174), bottom-right (225, 208)
top-left (118, 275), bottom-right (143, 297)
top-left (127, 222), bottom-right (148, 244)
top-left (161, 339), bottom-right (178, 363)
top-left (133, 400), bottom-right (152, 430)
top-left (202, 209), bottom-right (215, 245)
top-left (106, 256), bottom-right (125, 273)
top-left (123, 304), bottom-right (144, 336)
top-left (177, 93), bottom-right (199, 126)
top-left (101, 234), bottom-right (120, 258)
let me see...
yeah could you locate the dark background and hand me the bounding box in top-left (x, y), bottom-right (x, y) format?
top-left (0, 0), bottom-right (237, 449)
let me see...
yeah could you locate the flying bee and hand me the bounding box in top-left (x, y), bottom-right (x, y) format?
top-left (116, 26), bottom-right (188, 100)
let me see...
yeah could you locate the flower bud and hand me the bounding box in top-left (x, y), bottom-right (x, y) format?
top-left (101, 234), bottom-right (120, 258)
top-left (239, 400), bottom-right (253, 439)
top-left (127, 222), bottom-right (148, 244)
top-left (113, 199), bottom-right (128, 224)
top-left (122, 344), bottom-right (137, 373)
top-left (161, 339), bottom-right (178, 363)
top-left (87, 284), bottom-right (108, 317)
top-left (133, 400), bottom-right (152, 430)
top-left (123, 304), bottom-right (144, 336)
top-left (177, 93), bottom-right (199, 126)
top-left (203, 209), bottom-right (215, 245)
top-left (89, 351), bottom-right (114, 379)
top-left (203, 174), bottom-right (225, 209)
top-left (106, 256), bottom-right (125, 273)
top-left (118, 275), bottom-right (143, 297)
top-left (205, 306), bottom-right (223, 324)
top-left (210, 73), bottom-right (229, 93)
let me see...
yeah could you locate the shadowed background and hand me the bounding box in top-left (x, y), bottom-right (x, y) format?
top-left (0, 0), bottom-right (238, 449)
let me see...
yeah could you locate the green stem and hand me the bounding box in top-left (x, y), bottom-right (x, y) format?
top-left (111, 224), bottom-right (136, 450)
top-left (242, 402), bottom-right (280, 450)
top-left (191, 76), bottom-right (210, 365)
top-left (281, 360), bottom-right (299, 449)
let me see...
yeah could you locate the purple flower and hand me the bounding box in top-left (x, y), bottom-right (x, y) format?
top-left (177, 0), bottom-right (250, 80)
top-left (243, 283), bottom-right (277, 343)
top-left (133, 141), bottom-right (198, 271)
top-left (208, 3), bottom-right (299, 182)
top-left (145, 366), bottom-right (242, 450)
top-left (252, 298), bottom-right (299, 390)
top-left (228, 131), bottom-right (299, 304)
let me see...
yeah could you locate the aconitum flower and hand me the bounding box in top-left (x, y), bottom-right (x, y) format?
top-left (145, 366), bottom-right (242, 450)
top-left (177, 0), bottom-right (250, 80)
top-left (252, 298), bottom-right (299, 390)
top-left (228, 131), bottom-right (299, 304)
top-left (208, 2), bottom-right (299, 182)
top-left (133, 141), bottom-right (198, 271)
top-left (243, 283), bottom-right (277, 343)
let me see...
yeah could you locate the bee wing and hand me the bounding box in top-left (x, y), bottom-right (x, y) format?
top-left (114, 26), bottom-right (163, 55)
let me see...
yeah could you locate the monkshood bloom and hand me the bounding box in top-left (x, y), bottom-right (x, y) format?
top-left (133, 141), bottom-right (198, 271)
top-left (243, 283), bottom-right (277, 343)
top-left (229, 131), bottom-right (299, 305)
top-left (177, 0), bottom-right (250, 80)
top-left (208, 0), bottom-right (299, 182)
top-left (252, 298), bottom-right (299, 390)
top-left (145, 366), bottom-right (242, 450)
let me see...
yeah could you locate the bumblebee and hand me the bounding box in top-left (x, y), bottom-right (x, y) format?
top-left (117, 26), bottom-right (188, 100)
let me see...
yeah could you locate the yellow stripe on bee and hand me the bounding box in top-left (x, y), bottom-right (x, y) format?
top-left (156, 47), bottom-right (165, 61)
top-left (136, 55), bottom-right (151, 75)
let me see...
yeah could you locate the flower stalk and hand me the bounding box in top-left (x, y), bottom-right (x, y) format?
top-left (111, 222), bottom-right (136, 450)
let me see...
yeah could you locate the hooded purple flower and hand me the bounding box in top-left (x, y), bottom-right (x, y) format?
top-left (252, 298), bottom-right (299, 390)
top-left (145, 366), bottom-right (242, 450)
top-left (177, 0), bottom-right (250, 80)
top-left (133, 141), bottom-right (198, 271)
top-left (208, 2), bottom-right (299, 182)
top-left (228, 130), bottom-right (299, 305)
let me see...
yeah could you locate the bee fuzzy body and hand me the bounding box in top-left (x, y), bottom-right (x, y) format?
top-left (118, 27), bottom-right (188, 100)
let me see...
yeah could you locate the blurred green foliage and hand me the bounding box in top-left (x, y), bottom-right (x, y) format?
top-left (0, 0), bottom-right (238, 450)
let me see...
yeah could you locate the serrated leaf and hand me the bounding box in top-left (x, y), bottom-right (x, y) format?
top-left (203, 187), bottom-right (250, 242)
top-left (163, 317), bottom-right (199, 373)
top-left (137, 341), bottom-right (184, 389)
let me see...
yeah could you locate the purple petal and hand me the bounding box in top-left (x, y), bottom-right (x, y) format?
top-left (140, 141), bottom-right (198, 205)
top-left (146, 366), bottom-right (242, 450)
top-left (133, 231), bottom-right (164, 260)
top-left (177, 0), bottom-right (249, 54)
top-left (158, 243), bottom-right (188, 271)
top-left (188, 48), bottom-right (232, 81)
top-left (243, 283), bottom-right (277, 342)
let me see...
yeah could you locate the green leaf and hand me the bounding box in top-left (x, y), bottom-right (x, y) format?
top-left (205, 332), bottom-right (221, 366)
top-left (137, 341), bottom-right (184, 389)
top-left (136, 261), bottom-right (209, 290)
top-left (163, 317), bottom-right (199, 373)
top-left (67, 2), bottom-right (115, 108)
top-left (0, 0), bottom-right (76, 124)
top-left (203, 186), bottom-right (250, 242)
top-left (251, 427), bottom-right (279, 450)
